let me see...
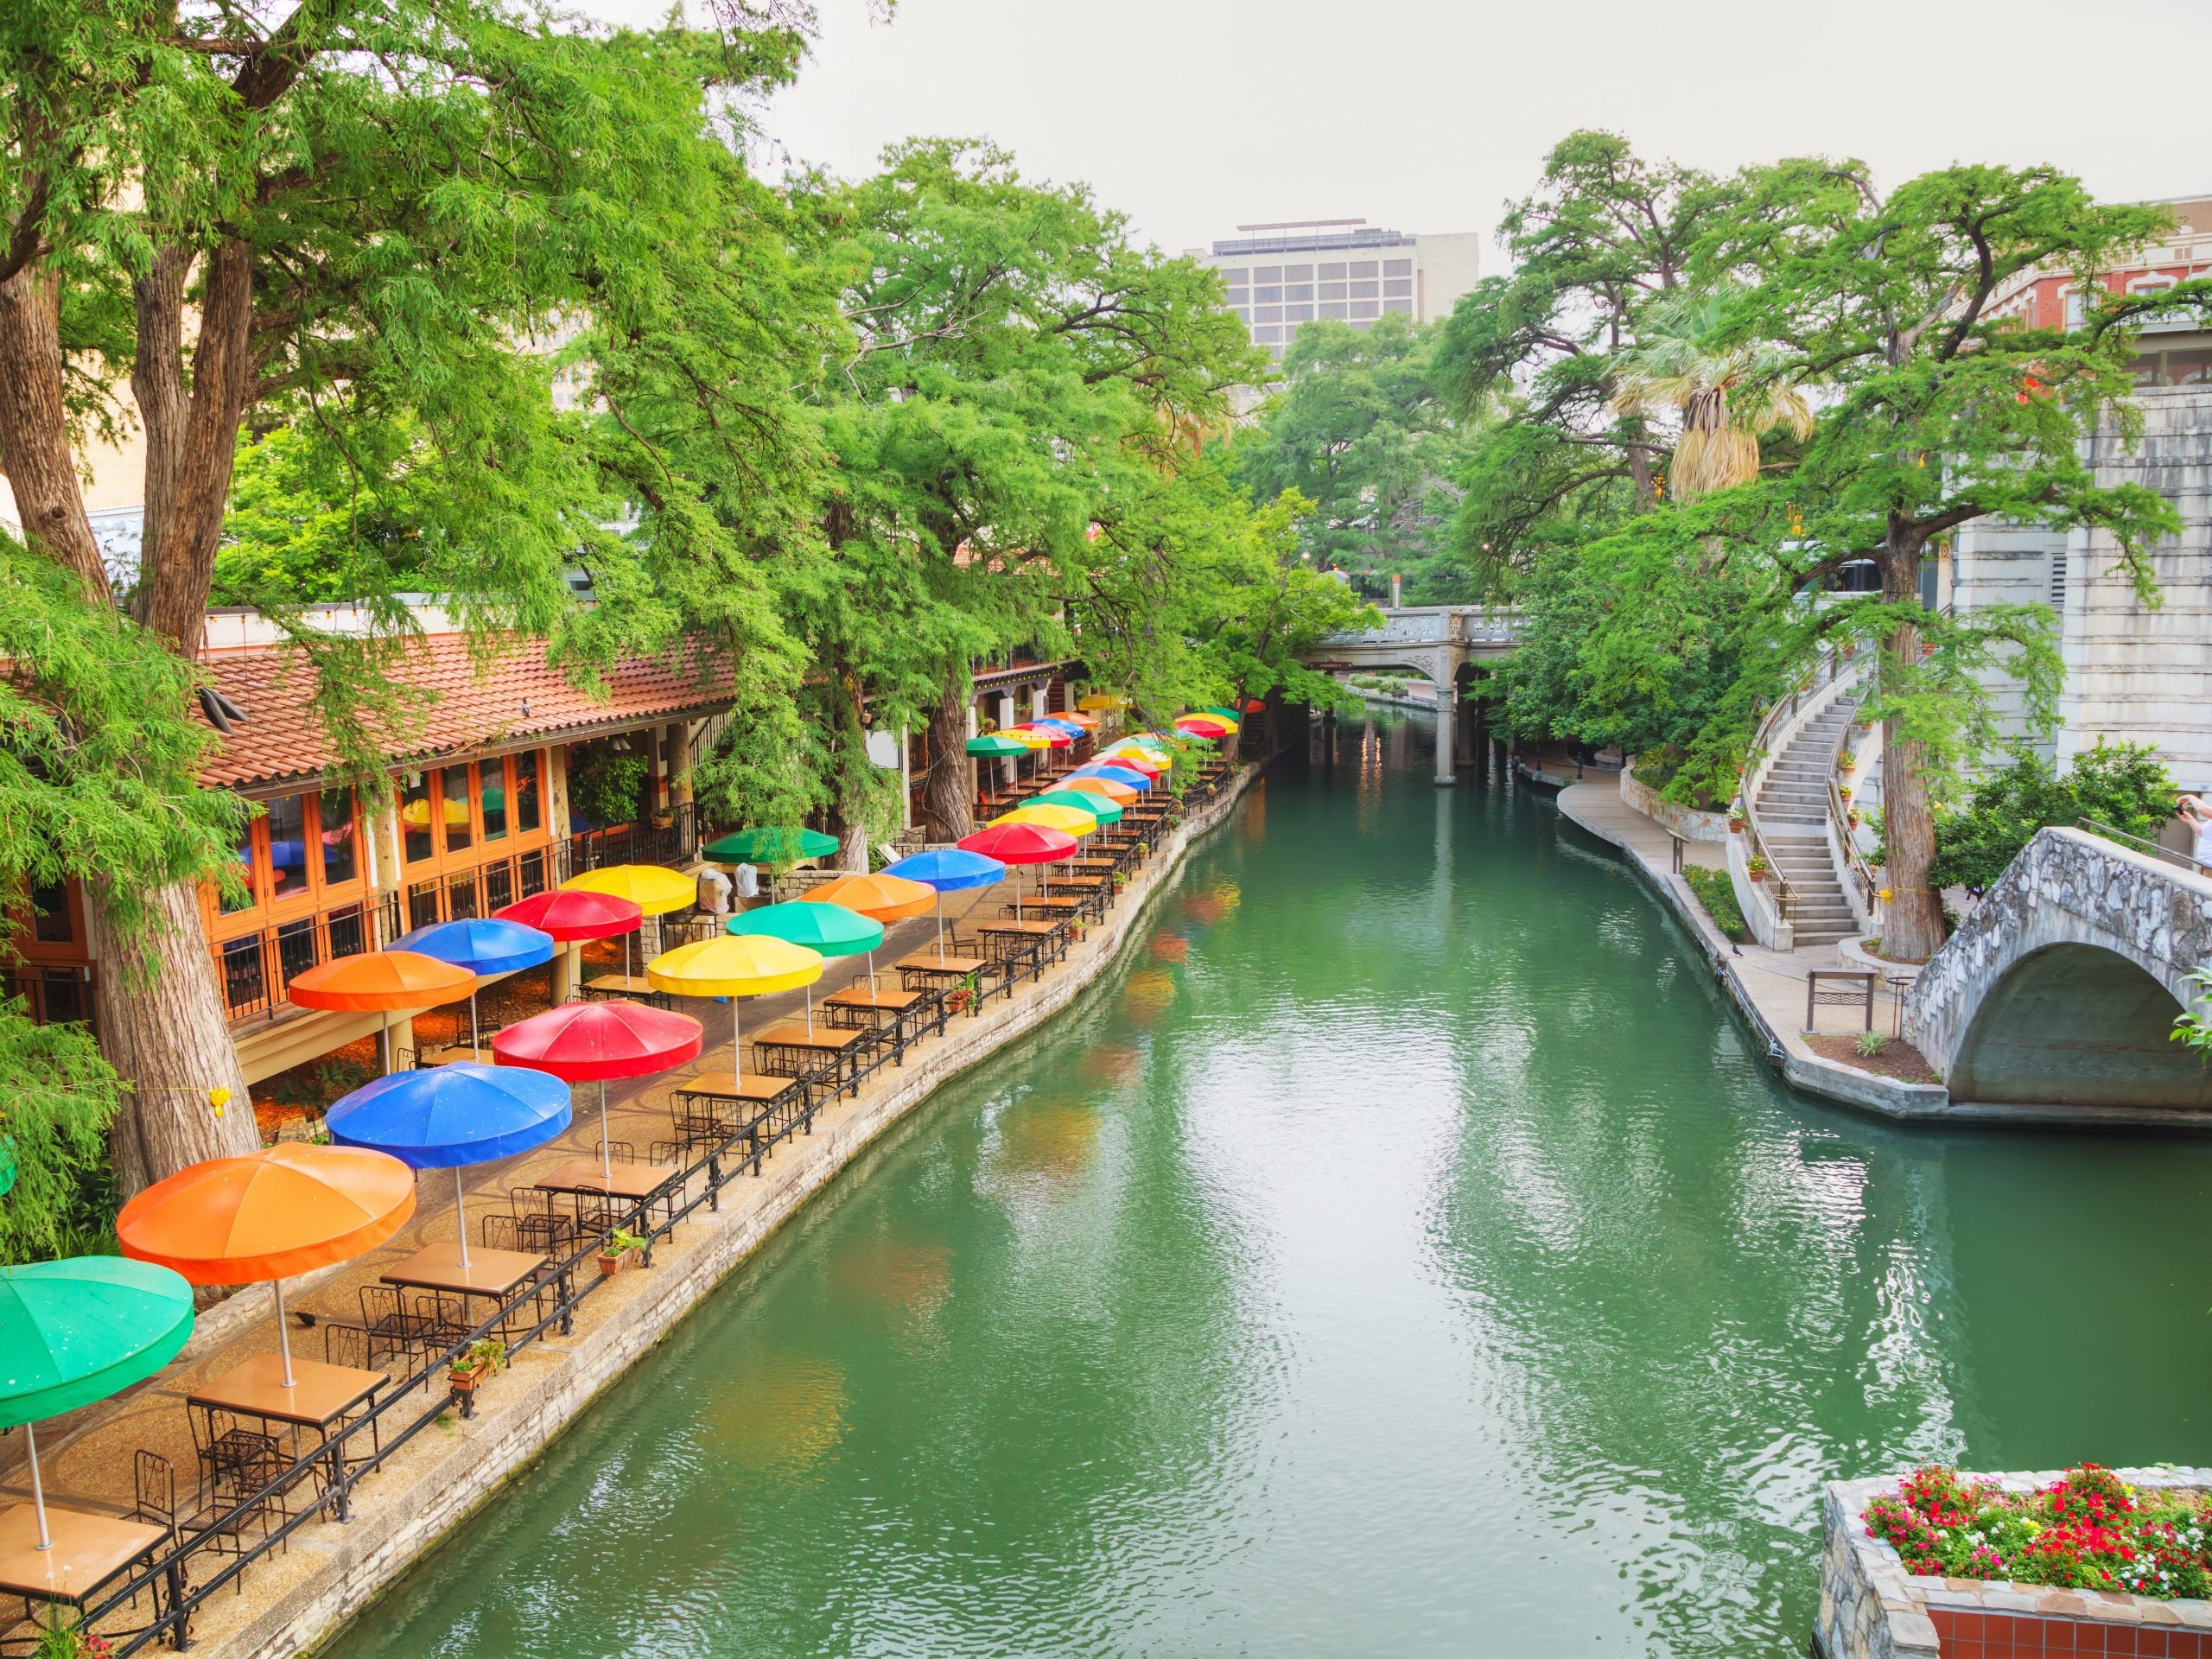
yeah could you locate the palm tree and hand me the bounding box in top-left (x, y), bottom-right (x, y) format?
top-left (1608, 289), bottom-right (1815, 497)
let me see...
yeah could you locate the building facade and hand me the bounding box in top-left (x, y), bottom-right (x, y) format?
top-left (1949, 195), bottom-right (2212, 795)
top-left (1184, 219), bottom-right (1481, 359)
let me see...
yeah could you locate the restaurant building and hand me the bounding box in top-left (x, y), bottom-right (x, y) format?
top-left (6, 603), bottom-right (1085, 1087)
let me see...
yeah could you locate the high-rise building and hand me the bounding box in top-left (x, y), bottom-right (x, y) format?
top-left (1185, 219), bottom-right (1481, 359)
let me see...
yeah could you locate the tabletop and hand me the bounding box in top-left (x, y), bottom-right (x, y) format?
top-left (382, 1243), bottom-right (545, 1299)
top-left (582, 975), bottom-right (658, 998)
top-left (978, 920), bottom-right (1062, 937)
top-left (1007, 896), bottom-right (1081, 912)
top-left (896, 953), bottom-right (988, 975)
top-left (677, 1070), bottom-right (798, 1102)
top-left (536, 1157), bottom-right (679, 1201)
top-left (0, 1503), bottom-right (168, 1602)
top-left (823, 987), bottom-right (924, 1011)
top-left (752, 1021), bottom-right (866, 1052)
top-left (188, 1353), bottom-right (385, 1430)
top-left (426, 1045), bottom-right (499, 1066)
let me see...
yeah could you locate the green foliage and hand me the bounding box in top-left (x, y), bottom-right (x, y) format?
top-left (0, 1010), bottom-right (124, 1263)
top-left (1931, 741), bottom-right (2175, 891)
top-left (0, 535), bottom-right (250, 946)
top-left (1854, 1029), bottom-right (1887, 1059)
top-left (1229, 315), bottom-right (1476, 601)
top-left (1681, 866), bottom-right (1747, 943)
top-left (568, 746), bottom-right (652, 830)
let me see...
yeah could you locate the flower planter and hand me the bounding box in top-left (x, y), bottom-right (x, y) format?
top-left (1728, 819), bottom-right (1745, 834)
top-left (595, 1248), bottom-right (637, 1279)
top-left (1749, 870), bottom-right (1766, 883)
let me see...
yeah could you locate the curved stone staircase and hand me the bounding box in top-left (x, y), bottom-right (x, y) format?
top-left (1753, 702), bottom-right (1861, 947)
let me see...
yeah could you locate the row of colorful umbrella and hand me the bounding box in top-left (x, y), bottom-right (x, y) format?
top-left (0, 735), bottom-right (1214, 1559)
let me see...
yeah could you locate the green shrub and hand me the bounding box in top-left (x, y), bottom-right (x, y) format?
top-left (569, 745), bottom-right (652, 828)
top-left (1682, 865), bottom-right (1747, 942)
top-left (1931, 741), bottom-right (2173, 891)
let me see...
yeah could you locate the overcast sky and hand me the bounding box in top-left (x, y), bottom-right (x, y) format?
top-left (595, 0), bottom-right (2212, 261)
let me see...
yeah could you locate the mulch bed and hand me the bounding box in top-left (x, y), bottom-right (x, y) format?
top-left (1805, 1032), bottom-right (1942, 1084)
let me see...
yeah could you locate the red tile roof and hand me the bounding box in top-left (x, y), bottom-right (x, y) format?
top-left (196, 632), bottom-right (734, 791)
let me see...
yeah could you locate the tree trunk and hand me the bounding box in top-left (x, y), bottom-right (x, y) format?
top-left (139, 238), bottom-right (255, 648)
top-left (0, 266), bottom-right (113, 600)
top-left (925, 676), bottom-right (975, 842)
top-left (1879, 532), bottom-right (1946, 962)
top-left (90, 880), bottom-right (260, 1194)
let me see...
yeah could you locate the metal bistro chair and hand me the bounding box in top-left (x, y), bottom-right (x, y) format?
top-left (132, 1447), bottom-right (269, 1600)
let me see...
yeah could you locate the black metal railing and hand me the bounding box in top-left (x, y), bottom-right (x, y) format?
top-left (2, 962), bottom-right (99, 1035)
top-left (565, 801), bottom-right (700, 875)
top-left (2076, 817), bottom-right (2212, 879)
top-left (213, 893), bottom-right (405, 1022)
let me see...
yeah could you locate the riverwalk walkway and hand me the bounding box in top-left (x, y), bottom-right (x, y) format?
top-left (0, 764), bottom-right (1265, 1659)
top-left (1555, 779), bottom-right (1950, 1121)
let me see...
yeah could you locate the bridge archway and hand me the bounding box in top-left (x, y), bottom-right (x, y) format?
top-left (1948, 941), bottom-right (2212, 1112)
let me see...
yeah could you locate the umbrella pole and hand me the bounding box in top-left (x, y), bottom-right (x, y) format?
top-left (600, 1081), bottom-right (613, 1183)
top-left (25, 1421), bottom-right (49, 1551)
top-left (868, 948), bottom-right (878, 996)
top-left (273, 1280), bottom-right (296, 1389)
top-left (734, 999), bottom-right (743, 1084)
top-left (935, 890), bottom-right (947, 960)
top-left (454, 1166), bottom-right (473, 1270)
top-left (469, 988), bottom-right (480, 1058)
top-left (804, 982), bottom-right (815, 1039)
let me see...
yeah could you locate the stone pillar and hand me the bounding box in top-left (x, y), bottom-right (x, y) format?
top-left (996, 693), bottom-right (1017, 788)
top-left (1433, 690), bottom-right (1456, 786)
top-left (552, 944), bottom-right (578, 1003)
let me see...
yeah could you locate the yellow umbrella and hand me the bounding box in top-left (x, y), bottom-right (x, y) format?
top-left (996, 729), bottom-right (1053, 749)
top-left (994, 803), bottom-right (1097, 836)
top-left (646, 934), bottom-right (823, 1082)
top-left (563, 863), bottom-right (696, 982)
top-left (1077, 694), bottom-right (1126, 711)
top-left (563, 864), bottom-right (694, 916)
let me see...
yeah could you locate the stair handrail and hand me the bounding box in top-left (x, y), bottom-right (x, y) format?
top-left (1824, 695), bottom-right (1882, 923)
top-left (1737, 645), bottom-right (1847, 922)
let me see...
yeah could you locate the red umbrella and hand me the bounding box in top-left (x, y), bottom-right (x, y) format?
top-left (958, 823), bottom-right (1077, 922)
top-left (493, 889), bottom-right (643, 942)
top-left (493, 1001), bottom-right (702, 1180)
top-left (494, 890), bottom-right (645, 993)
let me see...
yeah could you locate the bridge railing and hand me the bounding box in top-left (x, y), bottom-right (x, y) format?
top-left (2076, 817), bottom-right (2211, 879)
top-left (1316, 605), bottom-right (1523, 650)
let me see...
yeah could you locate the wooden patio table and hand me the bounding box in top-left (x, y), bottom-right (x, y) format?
top-left (749, 1020), bottom-right (868, 1096)
top-left (579, 974), bottom-right (662, 1004)
top-left (821, 986), bottom-right (938, 1057)
top-left (381, 1243), bottom-right (545, 1301)
top-left (534, 1158), bottom-right (680, 1204)
top-left (0, 1503), bottom-right (170, 1627)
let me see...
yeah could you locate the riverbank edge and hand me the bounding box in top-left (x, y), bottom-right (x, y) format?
top-left (207, 760), bottom-right (1269, 1659)
top-left (1552, 780), bottom-right (1955, 1123)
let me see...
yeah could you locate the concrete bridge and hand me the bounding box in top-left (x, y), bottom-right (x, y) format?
top-left (1303, 606), bottom-right (1522, 785)
top-left (1905, 826), bottom-right (2212, 1125)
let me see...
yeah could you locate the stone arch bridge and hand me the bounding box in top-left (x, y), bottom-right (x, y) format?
top-left (1905, 826), bottom-right (2212, 1125)
top-left (1301, 606), bottom-right (1522, 784)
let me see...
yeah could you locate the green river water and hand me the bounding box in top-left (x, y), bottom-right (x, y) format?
top-left (324, 712), bottom-right (2212, 1657)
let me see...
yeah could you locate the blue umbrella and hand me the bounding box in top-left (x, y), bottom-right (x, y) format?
top-left (884, 849), bottom-right (1007, 958)
top-left (328, 1063), bottom-right (571, 1268)
top-left (393, 917), bottom-right (557, 1058)
top-left (1069, 764), bottom-right (1154, 791)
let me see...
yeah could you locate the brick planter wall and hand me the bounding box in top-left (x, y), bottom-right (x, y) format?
top-left (1820, 1470), bottom-right (2212, 1659)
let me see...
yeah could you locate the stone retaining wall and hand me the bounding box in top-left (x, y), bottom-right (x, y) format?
top-left (1619, 767), bottom-right (1728, 842)
top-left (1818, 1468), bottom-right (2212, 1659)
top-left (194, 765), bottom-right (1266, 1659)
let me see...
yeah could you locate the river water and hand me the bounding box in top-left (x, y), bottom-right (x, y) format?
top-left (325, 712), bottom-right (2212, 1658)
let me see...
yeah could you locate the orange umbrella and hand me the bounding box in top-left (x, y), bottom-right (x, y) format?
top-left (1063, 775), bottom-right (1139, 805)
top-left (118, 1144), bottom-right (417, 1388)
top-left (288, 950), bottom-right (476, 1011)
top-left (804, 873), bottom-right (936, 923)
top-left (289, 949), bottom-right (475, 1071)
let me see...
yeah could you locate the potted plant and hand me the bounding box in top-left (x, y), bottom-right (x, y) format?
top-left (597, 1227), bottom-right (649, 1278)
top-left (946, 970), bottom-right (982, 1016)
top-left (1746, 855), bottom-right (1770, 883)
top-left (1837, 784), bottom-right (1853, 802)
top-left (1726, 804), bottom-right (1746, 835)
top-left (448, 1337), bottom-right (507, 1415)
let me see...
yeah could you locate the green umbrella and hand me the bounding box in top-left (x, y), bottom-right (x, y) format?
top-left (0, 1256), bottom-right (194, 1551)
top-left (728, 901), bottom-right (885, 1033)
top-left (1033, 788), bottom-right (1123, 825)
top-left (965, 734), bottom-right (1027, 757)
top-left (1200, 706), bottom-right (1243, 723)
top-left (704, 826), bottom-right (840, 864)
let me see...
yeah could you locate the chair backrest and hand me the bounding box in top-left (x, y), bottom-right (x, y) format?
top-left (133, 1448), bottom-right (175, 1526)
top-left (359, 1284), bottom-right (405, 1328)
top-left (596, 1139), bottom-right (636, 1165)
